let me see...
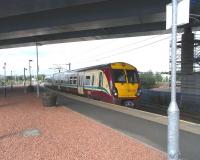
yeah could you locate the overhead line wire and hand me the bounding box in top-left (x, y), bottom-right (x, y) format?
top-left (74, 36), bottom-right (171, 64)
top-left (74, 35), bottom-right (166, 63)
top-left (95, 36), bottom-right (171, 60)
top-left (92, 33), bottom-right (182, 62)
top-left (83, 35), bottom-right (163, 59)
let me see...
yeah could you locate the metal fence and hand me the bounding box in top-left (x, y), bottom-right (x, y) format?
top-left (138, 89), bottom-right (200, 113)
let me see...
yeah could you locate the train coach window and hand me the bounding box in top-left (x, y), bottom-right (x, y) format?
top-left (70, 77), bottom-right (73, 84)
top-left (73, 77), bottom-right (77, 84)
top-left (113, 69), bottom-right (126, 83)
top-left (85, 76), bottom-right (91, 85)
top-left (126, 70), bottom-right (138, 83)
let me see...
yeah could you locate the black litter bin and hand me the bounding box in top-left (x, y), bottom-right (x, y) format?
top-left (42, 93), bottom-right (57, 107)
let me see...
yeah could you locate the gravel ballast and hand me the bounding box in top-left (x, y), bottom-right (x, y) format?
top-left (0, 91), bottom-right (166, 160)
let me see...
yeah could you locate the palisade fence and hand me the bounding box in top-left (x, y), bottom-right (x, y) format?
top-left (138, 89), bottom-right (200, 117)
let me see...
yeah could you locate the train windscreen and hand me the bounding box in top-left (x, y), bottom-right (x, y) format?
top-left (126, 70), bottom-right (138, 83)
top-left (112, 69), bottom-right (126, 83)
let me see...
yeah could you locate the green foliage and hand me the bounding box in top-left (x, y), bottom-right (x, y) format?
top-left (38, 74), bottom-right (46, 82)
top-left (140, 71), bottom-right (156, 89)
top-left (155, 72), bottom-right (163, 82)
top-left (163, 76), bottom-right (169, 82)
top-left (139, 71), bottom-right (164, 89)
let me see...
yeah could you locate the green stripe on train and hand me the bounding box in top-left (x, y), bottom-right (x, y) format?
top-left (60, 84), bottom-right (110, 95)
top-left (84, 86), bottom-right (110, 95)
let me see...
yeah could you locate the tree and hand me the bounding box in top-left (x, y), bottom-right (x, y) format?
top-left (38, 74), bottom-right (45, 82)
top-left (155, 72), bottom-right (163, 82)
top-left (139, 71), bottom-right (156, 89)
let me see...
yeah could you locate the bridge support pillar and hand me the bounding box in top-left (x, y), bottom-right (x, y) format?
top-left (180, 28), bottom-right (200, 115)
top-left (181, 27), bottom-right (194, 75)
top-left (180, 28), bottom-right (197, 95)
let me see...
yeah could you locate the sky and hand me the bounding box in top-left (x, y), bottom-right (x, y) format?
top-left (0, 34), bottom-right (172, 76)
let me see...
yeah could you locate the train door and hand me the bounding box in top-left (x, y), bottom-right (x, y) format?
top-left (98, 71), bottom-right (103, 100)
top-left (78, 72), bottom-right (84, 95)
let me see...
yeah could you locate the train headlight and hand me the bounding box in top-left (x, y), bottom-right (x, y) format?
top-left (112, 87), bottom-right (118, 97)
top-left (136, 88), bottom-right (142, 96)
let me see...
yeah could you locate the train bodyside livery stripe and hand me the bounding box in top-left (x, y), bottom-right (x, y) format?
top-left (60, 83), bottom-right (111, 95)
top-left (84, 86), bottom-right (111, 95)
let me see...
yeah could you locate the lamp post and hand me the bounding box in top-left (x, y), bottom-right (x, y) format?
top-left (168, 0), bottom-right (180, 159)
top-left (3, 62), bottom-right (6, 97)
top-left (29, 59), bottom-right (33, 86)
top-left (11, 70), bottom-right (13, 91)
top-left (24, 68), bottom-right (27, 93)
top-left (36, 43), bottom-right (41, 97)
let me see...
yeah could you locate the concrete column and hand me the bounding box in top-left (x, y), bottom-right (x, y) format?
top-left (181, 28), bottom-right (194, 74)
top-left (180, 28), bottom-right (200, 95)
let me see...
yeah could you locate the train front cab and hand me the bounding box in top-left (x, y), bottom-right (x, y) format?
top-left (111, 63), bottom-right (141, 107)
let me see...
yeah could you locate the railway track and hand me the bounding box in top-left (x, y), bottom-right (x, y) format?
top-left (135, 103), bottom-right (200, 124)
top-left (46, 87), bottom-right (200, 125)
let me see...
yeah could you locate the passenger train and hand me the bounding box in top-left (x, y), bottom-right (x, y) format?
top-left (44, 62), bottom-right (142, 107)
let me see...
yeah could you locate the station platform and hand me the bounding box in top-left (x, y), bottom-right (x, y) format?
top-left (0, 87), bottom-right (166, 160)
top-left (50, 88), bottom-right (200, 160)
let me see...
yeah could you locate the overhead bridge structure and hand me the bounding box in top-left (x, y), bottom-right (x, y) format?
top-left (0, 0), bottom-right (199, 48)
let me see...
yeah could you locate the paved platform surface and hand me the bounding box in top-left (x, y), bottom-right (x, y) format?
top-left (0, 89), bottom-right (166, 160)
top-left (53, 91), bottom-right (200, 160)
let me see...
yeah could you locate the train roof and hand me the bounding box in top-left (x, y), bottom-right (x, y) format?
top-left (75, 62), bottom-right (136, 72)
top-left (75, 63), bottom-right (110, 72)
